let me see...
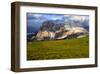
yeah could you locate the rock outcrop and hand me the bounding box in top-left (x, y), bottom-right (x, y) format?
top-left (35, 20), bottom-right (88, 41)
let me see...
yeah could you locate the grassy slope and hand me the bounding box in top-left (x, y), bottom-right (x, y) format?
top-left (27, 36), bottom-right (89, 60)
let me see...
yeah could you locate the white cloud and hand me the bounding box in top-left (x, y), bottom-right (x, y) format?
top-left (28, 13), bottom-right (43, 19)
top-left (33, 14), bottom-right (42, 19)
top-left (52, 17), bottom-right (60, 20)
top-left (64, 15), bottom-right (71, 18)
top-left (69, 15), bottom-right (89, 22)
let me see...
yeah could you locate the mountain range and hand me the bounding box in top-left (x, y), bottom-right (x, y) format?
top-left (27, 19), bottom-right (89, 41)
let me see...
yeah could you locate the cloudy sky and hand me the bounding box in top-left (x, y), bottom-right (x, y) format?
top-left (27, 13), bottom-right (89, 33)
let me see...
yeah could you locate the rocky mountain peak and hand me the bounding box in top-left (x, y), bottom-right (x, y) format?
top-left (34, 20), bottom-right (88, 41)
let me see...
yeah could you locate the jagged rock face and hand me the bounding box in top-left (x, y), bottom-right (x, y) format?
top-left (35, 20), bottom-right (64, 40)
top-left (36, 31), bottom-right (55, 40)
top-left (35, 20), bottom-right (88, 41)
top-left (39, 20), bottom-right (65, 32)
top-left (56, 27), bottom-right (88, 39)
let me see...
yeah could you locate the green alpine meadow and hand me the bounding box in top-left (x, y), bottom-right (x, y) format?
top-left (27, 36), bottom-right (89, 60)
